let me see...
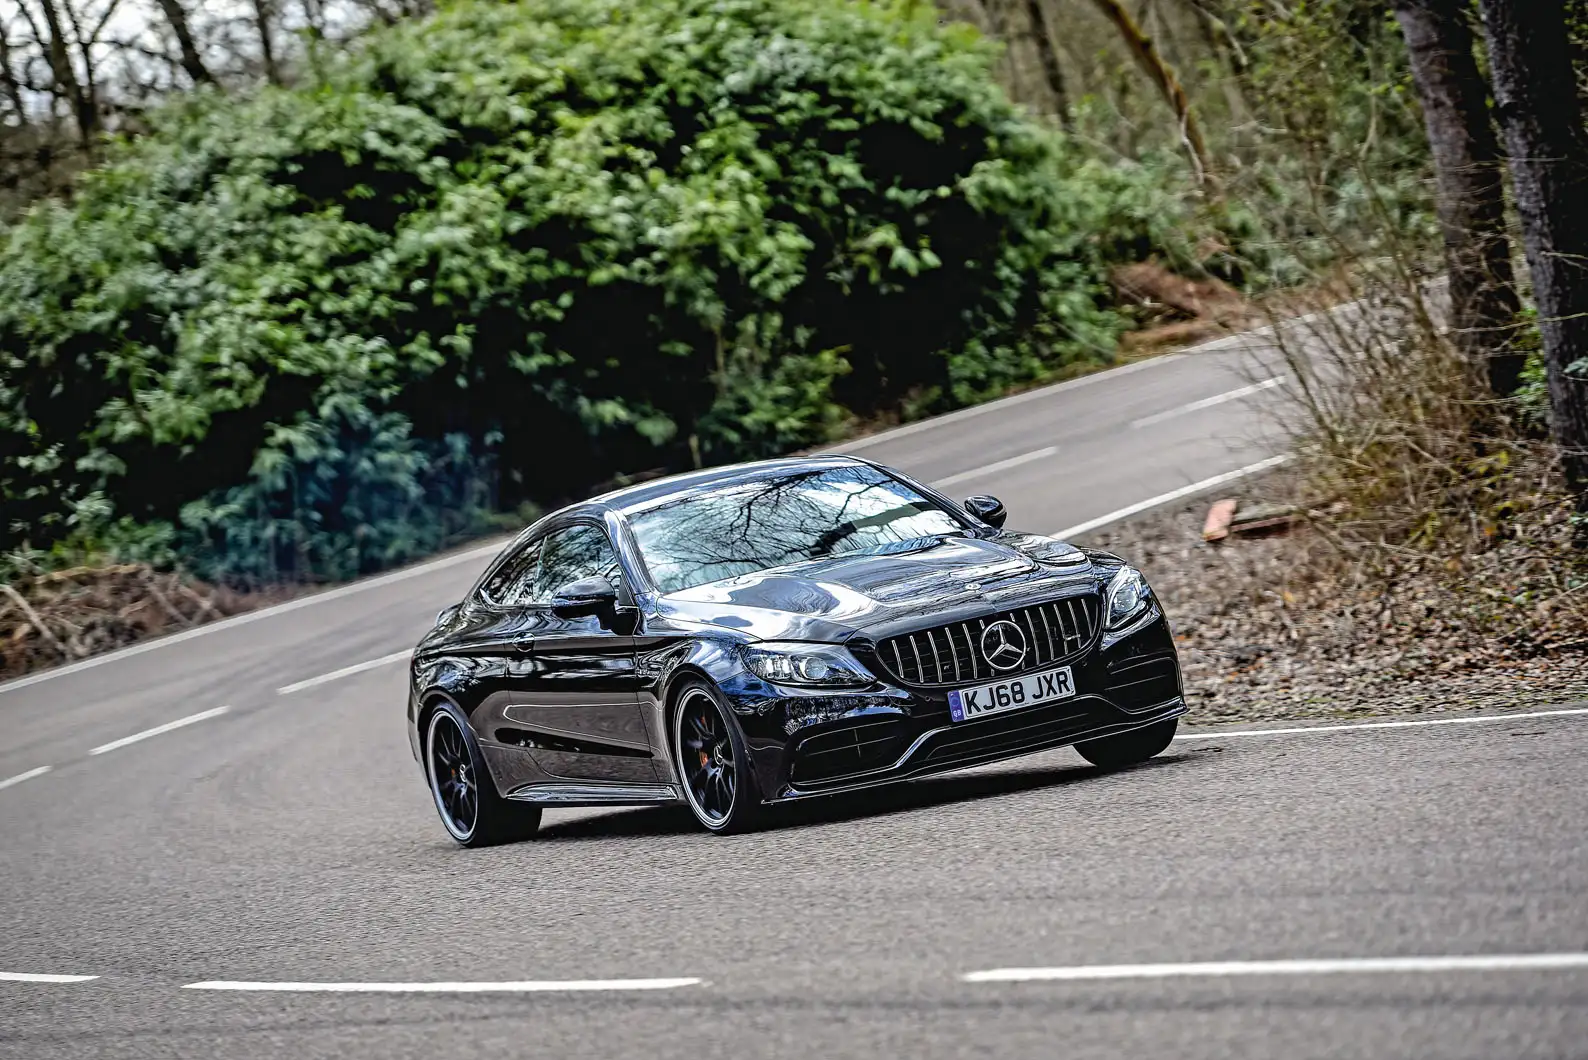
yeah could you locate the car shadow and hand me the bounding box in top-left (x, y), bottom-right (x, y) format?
top-left (533, 751), bottom-right (1198, 841)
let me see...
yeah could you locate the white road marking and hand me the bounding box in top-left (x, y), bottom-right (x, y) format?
top-left (183, 977), bottom-right (703, 993)
top-left (0, 971), bottom-right (99, 983)
top-left (963, 953), bottom-right (1588, 983)
top-left (87, 706), bottom-right (231, 756)
top-left (1130, 377), bottom-right (1285, 429)
top-left (0, 765), bottom-right (53, 791)
top-left (277, 650), bottom-right (413, 696)
top-left (1051, 454), bottom-right (1292, 540)
top-left (831, 356), bottom-right (1187, 454)
top-left (0, 540), bottom-right (507, 696)
top-left (935, 447), bottom-right (1058, 488)
top-left (1176, 707), bottom-right (1588, 742)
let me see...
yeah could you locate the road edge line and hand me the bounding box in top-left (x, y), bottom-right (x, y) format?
top-left (0, 541), bottom-right (507, 696)
top-left (1051, 454), bottom-right (1291, 540)
top-left (1174, 706), bottom-right (1588, 742)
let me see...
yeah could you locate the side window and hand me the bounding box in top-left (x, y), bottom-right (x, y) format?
top-left (478, 539), bottom-right (543, 606)
top-left (531, 524), bottom-right (622, 603)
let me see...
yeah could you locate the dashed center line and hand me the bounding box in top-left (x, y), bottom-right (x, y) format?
top-left (935, 447), bottom-right (1058, 488)
top-left (963, 953), bottom-right (1588, 983)
top-left (0, 971), bottom-right (99, 984)
top-left (183, 977), bottom-right (703, 993)
top-left (1129, 376), bottom-right (1286, 429)
top-left (276, 650), bottom-right (412, 695)
top-left (88, 706), bottom-right (230, 756)
top-left (0, 765), bottom-right (52, 791)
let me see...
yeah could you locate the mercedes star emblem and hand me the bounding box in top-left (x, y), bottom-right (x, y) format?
top-left (980, 620), bottom-right (1028, 672)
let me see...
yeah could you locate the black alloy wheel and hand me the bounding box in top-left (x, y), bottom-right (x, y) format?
top-left (1074, 718), bottom-right (1179, 770)
top-left (672, 680), bottom-right (765, 834)
top-left (425, 701), bottom-right (541, 848)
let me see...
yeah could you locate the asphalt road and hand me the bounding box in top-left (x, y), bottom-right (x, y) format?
top-left (5, 311), bottom-right (1586, 1060)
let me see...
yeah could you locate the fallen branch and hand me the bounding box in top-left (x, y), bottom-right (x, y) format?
top-left (140, 572), bottom-right (194, 629)
top-left (0, 583), bottom-right (75, 659)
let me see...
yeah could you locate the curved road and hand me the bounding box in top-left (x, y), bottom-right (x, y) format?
top-left (3, 315), bottom-right (1586, 1059)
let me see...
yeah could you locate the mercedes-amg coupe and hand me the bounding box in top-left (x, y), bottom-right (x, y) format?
top-left (407, 455), bottom-right (1184, 844)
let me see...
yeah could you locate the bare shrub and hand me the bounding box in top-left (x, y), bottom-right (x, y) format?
top-left (1251, 263), bottom-right (1588, 664)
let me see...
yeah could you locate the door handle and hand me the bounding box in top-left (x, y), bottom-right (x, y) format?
top-left (512, 635), bottom-right (535, 653)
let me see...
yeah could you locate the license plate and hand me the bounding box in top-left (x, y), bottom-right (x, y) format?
top-left (947, 665), bottom-right (1075, 722)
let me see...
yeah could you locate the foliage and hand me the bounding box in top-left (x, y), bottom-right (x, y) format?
top-left (0, 0), bottom-right (1152, 584)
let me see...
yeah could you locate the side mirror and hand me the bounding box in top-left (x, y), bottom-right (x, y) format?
top-left (963, 494), bottom-right (1007, 529)
top-left (434, 603), bottom-right (461, 627)
top-left (551, 576), bottom-right (619, 621)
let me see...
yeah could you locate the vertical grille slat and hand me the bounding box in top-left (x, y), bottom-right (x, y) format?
top-left (1037, 605), bottom-right (1056, 662)
top-left (875, 594), bottom-right (1102, 687)
top-left (1020, 609), bottom-right (1043, 665)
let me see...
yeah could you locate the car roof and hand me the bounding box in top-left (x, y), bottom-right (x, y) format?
top-left (583, 454), bottom-right (873, 515)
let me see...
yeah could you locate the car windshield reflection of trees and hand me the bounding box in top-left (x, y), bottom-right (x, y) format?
top-left (629, 465), bottom-right (963, 593)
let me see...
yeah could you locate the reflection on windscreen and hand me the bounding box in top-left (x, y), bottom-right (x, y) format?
top-left (628, 465), bottom-right (964, 593)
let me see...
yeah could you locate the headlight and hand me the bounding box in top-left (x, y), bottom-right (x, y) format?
top-left (742, 642), bottom-right (875, 688)
top-left (1104, 565), bottom-right (1152, 629)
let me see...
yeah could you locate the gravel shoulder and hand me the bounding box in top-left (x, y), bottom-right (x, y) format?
top-left (1078, 476), bottom-right (1588, 726)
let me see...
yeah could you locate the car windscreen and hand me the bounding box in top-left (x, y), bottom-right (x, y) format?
top-left (627, 464), bottom-right (966, 594)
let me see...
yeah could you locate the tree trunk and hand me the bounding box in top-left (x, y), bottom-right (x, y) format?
top-left (982, 0), bottom-right (1069, 124)
top-left (1086, 0), bottom-right (1212, 184)
top-left (1478, 0), bottom-right (1588, 502)
top-left (155, 0), bottom-right (215, 86)
top-left (1393, 0), bottom-right (1522, 396)
top-left (0, 21), bottom-right (29, 123)
top-left (1023, 0), bottom-right (1071, 127)
top-left (252, 0), bottom-right (279, 84)
top-left (35, 0), bottom-right (96, 144)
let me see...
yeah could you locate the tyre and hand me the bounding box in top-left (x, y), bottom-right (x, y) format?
top-left (424, 701), bottom-right (542, 848)
top-left (1074, 718), bottom-right (1178, 770)
top-left (671, 678), bottom-right (767, 835)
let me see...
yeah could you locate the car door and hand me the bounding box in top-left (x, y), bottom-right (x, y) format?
top-left (443, 536), bottom-right (546, 731)
top-left (502, 521), bottom-right (656, 784)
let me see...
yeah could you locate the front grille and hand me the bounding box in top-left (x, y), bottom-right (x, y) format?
top-left (1105, 653), bottom-right (1181, 711)
top-left (790, 716), bottom-right (910, 783)
top-left (874, 595), bottom-right (1101, 687)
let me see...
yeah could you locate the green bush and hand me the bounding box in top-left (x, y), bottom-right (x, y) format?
top-left (0, 0), bottom-right (1148, 583)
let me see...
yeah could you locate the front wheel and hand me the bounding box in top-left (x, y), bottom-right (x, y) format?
top-left (1074, 718), bottom-right (1178, 769)
top-left (425, 702), bottom-right (542, 848)
top-left (671, 680), bottom-right (767, 835)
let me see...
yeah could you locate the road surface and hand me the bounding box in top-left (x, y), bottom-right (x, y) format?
top-left (3, 312), bottom-right (1585, 1060)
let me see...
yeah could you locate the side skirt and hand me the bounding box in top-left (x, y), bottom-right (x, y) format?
top-left (504, 782), bottom-right (681, 807)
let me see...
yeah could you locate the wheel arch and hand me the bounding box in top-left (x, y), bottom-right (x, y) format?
top-left (659, 663), bottom-right (718, 754)
top-left (414, 689), bottom-right (469, 778)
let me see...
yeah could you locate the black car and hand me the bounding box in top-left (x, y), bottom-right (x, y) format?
top-left (407, 455), bottom-right (1184, 844)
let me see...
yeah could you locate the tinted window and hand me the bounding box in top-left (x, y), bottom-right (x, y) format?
top-left (531, 524), bottom-right (623, 603)
top-left (478, 539), bottom-right (542, 605)
top-left (627, 464), bottom-right (964, 594)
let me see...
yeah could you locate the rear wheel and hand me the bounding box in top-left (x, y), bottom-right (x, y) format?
top-left (1074, 718), bottom-right (1178, 769)
top-left (671, 680), bottom-right (766, 835)
top-left (425, 702), bottom-right (541, 848)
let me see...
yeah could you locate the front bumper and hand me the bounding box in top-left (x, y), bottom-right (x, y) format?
top-left (728, 609), bottom-right (1185, 802)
